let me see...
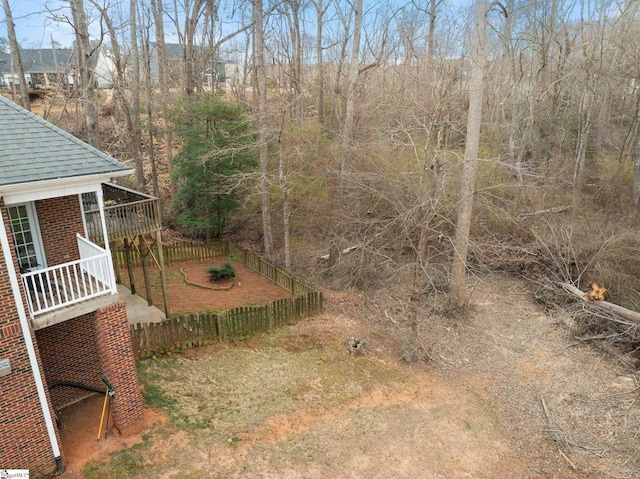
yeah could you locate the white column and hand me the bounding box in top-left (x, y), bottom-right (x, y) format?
top-left (95, 186), bottom-right (118, 293)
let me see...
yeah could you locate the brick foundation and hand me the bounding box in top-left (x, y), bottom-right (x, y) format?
top-left (93, 300), bottom-right (145, 432)
top-left (35, 313), bottom-right (103, 409)
top-left (36, 300), bottom-right (145, 433)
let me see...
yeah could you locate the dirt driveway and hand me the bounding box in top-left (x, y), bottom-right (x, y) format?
top-left (59, 275), bottom-right (638, 478)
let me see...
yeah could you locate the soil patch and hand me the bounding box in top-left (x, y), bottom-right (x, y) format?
top-left (58, 394), bottom-right (166, 476)
top-left (119, 260), bottom-right (292, 314)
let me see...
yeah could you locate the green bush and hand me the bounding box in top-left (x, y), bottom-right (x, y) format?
top-left (207, 262), bottom-right (236, 282)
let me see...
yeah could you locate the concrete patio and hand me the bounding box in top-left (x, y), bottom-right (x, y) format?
top-left (118, 284), bottom-right (166, 324)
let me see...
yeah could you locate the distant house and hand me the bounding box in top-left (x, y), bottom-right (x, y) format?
top-left (0, 96), bottom-right (150, 473)
top-left (93, 47), bottom-right (117, 89)
top-left (222, 61), bottom-right (246, 89)
top-left (149, 42), bottom-right (234, 89)
top-left (0, 44), bottom-right (240, 93)
top-left (0, 48), bottom-right (75, 90)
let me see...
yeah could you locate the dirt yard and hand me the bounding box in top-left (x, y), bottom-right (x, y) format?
top-left (119, 259), bottom-right (292, 314)
top-left (57, 274), bottom-right (639, 478)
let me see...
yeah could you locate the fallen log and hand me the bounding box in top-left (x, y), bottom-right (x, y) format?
top-left (560, 282), bottom-right (640, 325)
top-left (516, 205), bottom-right (571, 221)
top-left (318, 245), bottom-right (359, 261)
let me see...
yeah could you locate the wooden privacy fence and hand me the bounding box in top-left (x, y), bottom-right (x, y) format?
top-left (113, 241), bottom-right (319, 295)
top-left (125, 241), bottom-right (323, 359)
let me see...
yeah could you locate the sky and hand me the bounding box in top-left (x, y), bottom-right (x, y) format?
top-left (0, 1), bottom-right (79, 49)
top-left (0, 0), bottom-right (239, 50)
top-left (1, 0), bottom-right (478, 53)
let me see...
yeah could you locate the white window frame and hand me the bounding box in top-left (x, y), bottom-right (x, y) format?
top-left (7, 202), bottom-right (47, 271)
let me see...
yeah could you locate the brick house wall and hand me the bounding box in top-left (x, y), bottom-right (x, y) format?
top-left (35, 312), bottom-right (103, 408)
top-left (94, 300), bottom-right (145, 432)
top-left (36, 300), bottom-right (145, 433)
top-left (0, 203), bottom-right (61, 473)
top-left (36, 195), bottom-right (85, 266)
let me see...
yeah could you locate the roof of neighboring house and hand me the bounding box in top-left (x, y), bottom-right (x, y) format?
top-left (0, 95), bottom-right (132, 186)
top-left (0, 48), bottom-right (76, 73)
top-left (150, 42), bottom-right (229, 63)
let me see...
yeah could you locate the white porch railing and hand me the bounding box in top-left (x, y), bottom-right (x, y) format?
top-left (21, 235), bottom-right (117, 317)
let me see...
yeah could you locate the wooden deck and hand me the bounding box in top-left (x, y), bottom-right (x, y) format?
top-left (85, 184), bottom-right (161, 244)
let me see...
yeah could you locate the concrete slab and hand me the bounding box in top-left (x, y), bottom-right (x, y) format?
top-left (118, 284), bottom-right (166, 324)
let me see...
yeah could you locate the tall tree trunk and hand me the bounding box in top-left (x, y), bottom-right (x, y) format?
top-left (143, 35), bottom-right (161, 205)
top-left (70, 0), bottom-right (99, 147)
top-left (284, 0), bottom-right (303, 122)
top-left (130, 0), bottom-right (145, 189)
top-left (572, 89), bottom-right (593, 215)
top-left (278, 109), bottom-right (291, 268)
top-left (254, 0), bottom-right (274, 260)
top-left (404, 117), bottom-right (444, 363)
top-left (403, 228), bottom-right (427, 364)
top-left (91, 0), bottom-right (138, 180)
top-left (450, 0), bottom-right (487, 309)
top-left (150, 0), bottom-right (174, 190)
top-left (2, 0), bottom-right (30, 110)
top-left (329, 0), bottom-right (362, 268)
top-left (312, 0), bottom-right (327, 124)
top-left (427, 0), bottom-right (443, 64)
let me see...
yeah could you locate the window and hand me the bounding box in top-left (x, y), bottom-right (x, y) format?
top-left (7, 203), bottom-right (46, 272)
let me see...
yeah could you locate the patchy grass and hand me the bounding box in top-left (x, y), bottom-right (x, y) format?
top-left (76, 320), bottom-right (525, 478)
top-left (137, 330), bottom-right (409, 439)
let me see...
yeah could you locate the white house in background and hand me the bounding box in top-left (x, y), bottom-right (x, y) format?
top-left (223, 62), bottom-right (246, 89)
top-left (93, 48), bottom-right (117, 89)
top-left (0, 49), bottom-right (75, 90)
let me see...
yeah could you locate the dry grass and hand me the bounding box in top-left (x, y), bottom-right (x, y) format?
top-left (79, 316), bottom-right (525, 479)
top-left (137, 333), bottom-right (406, 439)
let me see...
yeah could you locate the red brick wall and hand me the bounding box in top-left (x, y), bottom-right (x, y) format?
top-left (93, 300), bottom-right (145, 432)
top-left (0, 203), bottom-right (60, 474)
top-left (35, 313), bottom-right (103, 408)
top-left (36, 195), bottom-right (84, 266)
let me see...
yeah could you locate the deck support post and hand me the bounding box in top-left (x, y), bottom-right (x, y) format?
top-left (140, 236), bottom-right (153, 307)
top-left (123, 238), bottom-right (136, 294)
top-left (156, 230), bottom-right (170, 318)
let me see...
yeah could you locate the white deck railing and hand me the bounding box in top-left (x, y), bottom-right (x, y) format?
top-left (21, 235), bottom-right (117, 317)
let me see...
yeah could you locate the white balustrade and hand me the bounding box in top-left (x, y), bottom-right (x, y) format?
top-left (21, 235), bottom-right (117, 316)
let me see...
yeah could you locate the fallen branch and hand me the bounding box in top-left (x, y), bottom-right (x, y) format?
top-left (318, 245), bottom-right (359, 261)
top-left (517, 205), bottom-right (571, 221)
top-left (558, 448), bottom-right (577, 471)
top-left (560, 282), bottom-right (640, 326)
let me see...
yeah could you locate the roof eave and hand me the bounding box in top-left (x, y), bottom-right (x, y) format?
top-left (0, 169), bottom-right (133, 205)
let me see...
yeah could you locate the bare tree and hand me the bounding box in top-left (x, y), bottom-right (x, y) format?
top-left (281, 0), bottom-right (304, 122)
top-left (253, 0), bottom-right (274, 261)
top-left (277, 108), bottom-right (292, 268)
top-left (450, 0), bottom-right (488, 308)
top-left (310, 0), bottom-right (329, 124)
top-left (69, 0), bottom-right (100, 147)
top-left (130, 0), bottom-right (145, 189)
top-left (2, 0), bottom-right (30, 110)
top-left (328, 0), bottom-right (363, 268)
top-left (150, 0), bottom-right (174, 189)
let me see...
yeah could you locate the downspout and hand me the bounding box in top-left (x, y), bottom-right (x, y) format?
top-left (0, 207), bottom-right (63, 471)
top-left (95, 186), bottom-right (117, 292)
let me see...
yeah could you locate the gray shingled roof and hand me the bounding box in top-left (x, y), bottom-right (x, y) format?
top-left (0, 49), bottom-right (76, 73)
top-left (0, 96), bottom-right (132, 187)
